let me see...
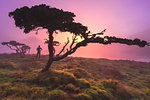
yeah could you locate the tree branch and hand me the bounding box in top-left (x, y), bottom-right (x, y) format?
top-left (53, 35), bottom-right (149, 61)
top-left (56, 37), bottom-right (69, 56)
top-left (70, 35), bottom-right (77, 49)
top-left (6, 44), bottom-right (17, 51)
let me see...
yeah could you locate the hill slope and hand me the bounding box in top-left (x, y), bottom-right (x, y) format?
top-left (0, 54), bottom-right (150, 100)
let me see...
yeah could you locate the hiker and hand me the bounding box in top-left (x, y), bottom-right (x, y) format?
top-left (36, 45), bottom-right (42, 58)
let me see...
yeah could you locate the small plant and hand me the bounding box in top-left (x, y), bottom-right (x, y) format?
top-left (63, 83), bottom-right (80, 93)
top-left (67, 68), bottom-right (92, 79)
top-left (84, 88), bottom-right (100, 100)
top-left (10, 84), bottom-right (31, 97)
top-left (0, 61), bottom-right (16, 70)
top-left (76, 79), bottom-right (90, 89)
top-left (33, 70), bottom-right (76, 88)
top-left (48, 89), bottom-right (65, 100)
top-left (0, 83), bottom-right (12, 97)
top-left (101, 79), bottom-right (118, 92)
top-left (30, 86), bottom-right (47, 99)
top-left (74, 93), bottom-right (92, 100)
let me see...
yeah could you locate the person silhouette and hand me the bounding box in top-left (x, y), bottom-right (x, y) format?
top-left (36, 45), bottom-right (42, 58)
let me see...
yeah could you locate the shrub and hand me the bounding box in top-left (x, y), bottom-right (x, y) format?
top-left (67, 68), bottom-right (93, 79)
top-left (30, 86), bottom-right (47, 99)
top-left (5, 96), bottom-right (28, 100)
top-left (34, 70), bottom-right (76, 88)
top-left (143, 89), bottom-right (150, 96)
top-left (0, 61), bottom-right (16, 70)
top-left (101, 79), bottom-right (118, 92)
top-left (10, 84), bottom-right (31, 97)
top-left (116, 83), bottom-right (133, 100)
top-left (63, 83), bottom-right (80, 93)
top-left (90, 86), bottom-right (113, 100)
top-left (48, 89), bottom-right (65, 100)
top-left (0, 83), bottom-right (12, 97)
top-left (84, 88), bottom-right (100, 100)
top-left (76, 79), bottom-right (90, 89)
top-left (74, 93), bottom-right (92, 100)
top-left (105, 68), bottom-right (123, 80)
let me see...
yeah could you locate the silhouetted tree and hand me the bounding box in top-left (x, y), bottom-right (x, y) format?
top-left (1, 40), bottom-right (30, 54)
top-left (9, 4), bottom-right (149, 72)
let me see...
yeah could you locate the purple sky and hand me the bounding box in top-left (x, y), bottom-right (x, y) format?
top-left (0, 0), bottom-right (150, 62)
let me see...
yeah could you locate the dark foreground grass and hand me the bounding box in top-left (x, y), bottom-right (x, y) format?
top-left (0, 54), bottom-right (150, 100)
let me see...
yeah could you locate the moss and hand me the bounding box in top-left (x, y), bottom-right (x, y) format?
top-left (83, 88), bottom-right (100, 100)
top-left (143, 89), bottom-right (150, 96)
top-left (47, 89), bottom-right (65, 100)
top-left (74, 93), bottom-right (92, 100)
top-left (0, 83), bottom-right (12, 97)
top-left (10, 84), bottom-right (31, 97)
top-left (76, 79), bottom-right (90, 89)
top-left (30, 86), bottom-right (47, 99)
top-left (90, 86), bottom-right (113, 100)
top-left (5, 96), bottom-right (28, 100)
top-left (67, 68), bottom-right (93, 79)
top-left (101, 79), bottom-right (118, 92)
top-left (33, 70), bottom-right (76, 88)
top-left (0, 61), bottom-right (16, 70)
top-left (62, 83), bottom-right (80, 93)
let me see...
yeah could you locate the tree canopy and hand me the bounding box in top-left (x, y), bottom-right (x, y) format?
top-left (9, 4), bottom-right (88, 38)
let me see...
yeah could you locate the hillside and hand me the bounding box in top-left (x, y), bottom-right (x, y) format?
top-left (0, 54), bottom-right (150, 100)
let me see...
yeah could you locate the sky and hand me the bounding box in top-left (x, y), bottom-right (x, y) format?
top-left (0, 0), bottom-right (150, 62)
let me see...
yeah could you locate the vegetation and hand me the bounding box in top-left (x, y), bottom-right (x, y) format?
top-left (0, 54), bottom-right (150, 100)
top-left (1, 40), bottom-right (30, 54)
top-left (9, 4), bottom-right (149, 71)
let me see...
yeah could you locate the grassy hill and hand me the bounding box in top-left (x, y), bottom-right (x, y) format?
top-left (0, 54), bottom-right (150, 100)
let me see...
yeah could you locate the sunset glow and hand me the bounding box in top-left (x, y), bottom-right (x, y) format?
top-left (0, 0), bottom-right (150, 61)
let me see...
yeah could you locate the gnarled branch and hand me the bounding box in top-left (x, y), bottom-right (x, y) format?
top-left (70, 35), bottom-right (77, 49)
top-left (56, 37), bottom-right (69, 56)
top-left (53, 35), bottom-right (149, 61)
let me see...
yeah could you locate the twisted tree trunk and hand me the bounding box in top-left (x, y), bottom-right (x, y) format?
top-left (41, 30), bottom-right (54, 72)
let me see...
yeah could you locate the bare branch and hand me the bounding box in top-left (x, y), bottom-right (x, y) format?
top-left (56, 37), bottom-right (70, 56)
top-left (6, 44), bottom-right (17, 51)
top-left (53, 36), bottom-right (149, 61)
top-left (70, 35), bottom-right (77, 49)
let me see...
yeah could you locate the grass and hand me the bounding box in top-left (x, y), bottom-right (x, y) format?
top-left (0, 54), bottom-right (150, 100)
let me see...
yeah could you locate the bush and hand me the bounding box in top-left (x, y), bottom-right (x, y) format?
top-left (34, 70), bottom-right (76, 88)
top-left (84, 88), bottom-right (100, 100)
top-left (143, 89), bottom-right (150, 96)
top-left (76, 79), bottom-right (90, 89)
top-left (48, 89), bottom-right (65, 100)
top-left (116, 83), bottom-right (133, 100)
top-left (30, 86), bottom-right (47, 99)
top-left (10, 84), bottom-right (31, 97)
top-left (63, 83), bottom-right (80, 93)
top-left (0, 61), bottom-right (16, 70)
top-left (0, 83), bottom-right (12, 97)
top-left (67, 68), bottom-right (93, 79)
top-left (105, 68), bottom-right (123, 80)
top-left (5, 96), bottom-right (28, 100)
top-left (74, 93), bottom-right (92, 100)
top-left (90, 86), bottom-right (113, 100)
top-left (101, 79), bottom-right (118, 92)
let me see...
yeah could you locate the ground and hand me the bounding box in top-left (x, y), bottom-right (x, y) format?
top-left (0, 54), bottom-right (150, 100)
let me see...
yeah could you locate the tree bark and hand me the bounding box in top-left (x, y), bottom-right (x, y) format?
top-left (41, 30), bottom-right (54, 72)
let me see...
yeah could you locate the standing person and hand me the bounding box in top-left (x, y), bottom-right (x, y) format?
top-left (36, 45), bottom-right (42, 58)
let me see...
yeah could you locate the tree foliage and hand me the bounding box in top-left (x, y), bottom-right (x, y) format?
top-left (9, 4), bottom-right (149, 71)
top-left (9, 4), bottom-right (88, 38)
top-left (1, 40), bottom-right (31, 54)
